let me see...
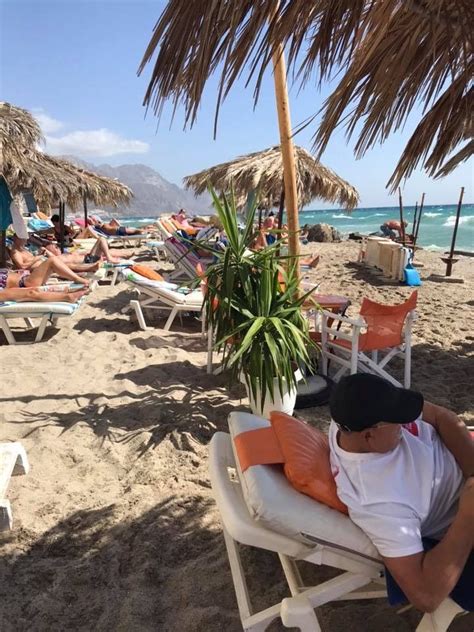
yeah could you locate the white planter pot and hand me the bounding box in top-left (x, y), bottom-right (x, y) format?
top-left (241, 369), bottom-right (303, 419)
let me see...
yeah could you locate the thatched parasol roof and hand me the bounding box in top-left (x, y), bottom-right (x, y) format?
top-left (0, 102), bottom-right (43, 154)
top-left (184, 145), bottom-right (359, 210)
top-left (139, 0), bottom-right (473, 189)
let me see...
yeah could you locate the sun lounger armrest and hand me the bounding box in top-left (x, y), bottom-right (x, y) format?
top-left (321, 311), bottom-right (366, 328)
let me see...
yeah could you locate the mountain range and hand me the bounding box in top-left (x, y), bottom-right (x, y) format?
top-left (62, 156), bottom-right (212, 217)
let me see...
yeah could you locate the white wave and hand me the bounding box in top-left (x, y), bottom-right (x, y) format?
top-left (443, 215), bottom-right (474, 227)
top-left (425, 244), bottom-right (444, 251)
top-left (373, 213), bottom-right (386, 216)
top-left (424, 212), bottom-right (442, 218)
top-left (332, 213), bottom-right (350, 219)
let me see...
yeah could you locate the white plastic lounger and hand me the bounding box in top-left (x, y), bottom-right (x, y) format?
top-left (0, 299), bottom-right (83, 345)
top-left (209, 412), bottom-right (466, 632)
top-left (0, 442), bottom-right (29, 530)
top-left (122, 269), bottom-right (203, 331)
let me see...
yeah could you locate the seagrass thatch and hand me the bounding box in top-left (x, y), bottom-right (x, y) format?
top-left (1, 102), bottom-right (132, 209)
top-left (140, 0), bottom-right (473, 189)
top-left (0, 102), bottom-right (43, 155)
top-left (184, 145), bottom-right (359, 210)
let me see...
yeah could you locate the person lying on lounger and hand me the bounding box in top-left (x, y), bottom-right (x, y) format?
top-left (1, 256), bottom-right (92, 290)
top-left (44, 237), bottom-right (134, 265)
top-left (50, 214), bottom-right (81, 246)
top-left (94, 220), bottom-right (145, 236)
top-left (8, 234), bottom-right (101, 274)
top-left (0, 285), bottom-right (89, 304)
top-left (328, 374), bottom-right (473, 614)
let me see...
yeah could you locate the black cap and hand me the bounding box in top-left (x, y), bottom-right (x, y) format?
top-left (330, 374), bottom-right (423, 432)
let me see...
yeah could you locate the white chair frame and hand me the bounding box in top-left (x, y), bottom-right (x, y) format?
top-left (320, 309), bottom-right (416, 388)
top-left (0, 442), bottom-right (29, 530)
top-left (209, 431), bottom-right (466, 632)
top-left (0, 311), bottom-right (65, 345)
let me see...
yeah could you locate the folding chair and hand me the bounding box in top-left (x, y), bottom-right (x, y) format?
top-left (321, 291), bottom-right (417, 387)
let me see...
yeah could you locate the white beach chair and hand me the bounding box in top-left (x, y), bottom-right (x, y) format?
top-left (209, 412), bottom-right (467, 632)
top-left (0, 297), bottom-right (85, 345)
top-left (0, 442), bottom-right (29, 530)
top-left (122, 269), bottom-right (203, 331)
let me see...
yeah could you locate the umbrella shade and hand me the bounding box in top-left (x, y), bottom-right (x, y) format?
top-left (139, 1), bottom-right (472, 189)
top-left (184, 145), bottom-right (359, 211)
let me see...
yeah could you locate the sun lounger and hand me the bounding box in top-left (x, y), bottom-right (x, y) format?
top-left (0, 442), bottom-right (29, 530)
top-left (209, 411), bottom-right (467, 631)
top-left (144, 240), bottom-right (167, 261)
top-left (0, 295), bottom-right (85, 345)
top-left (164, 236), bottom-right (213, 281)
top-left (121, 269), bottom-right (203, 331)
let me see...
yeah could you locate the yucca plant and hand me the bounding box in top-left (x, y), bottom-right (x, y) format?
top-left (199, 187), bottom-right (317, 413)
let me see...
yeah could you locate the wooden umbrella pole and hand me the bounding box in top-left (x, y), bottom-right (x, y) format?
top-left (411, 201), bottom-right (418, 235)
top-left (445, 186), bottom-right (464, 277)
top-left (270, 8), bottom-right (300, 272)
top-left (398, 187), bottom-right (406, 247)
top-left (413, 192), bottom-right (425, 248)
top-left (277, 186), bottom-right (285, 230)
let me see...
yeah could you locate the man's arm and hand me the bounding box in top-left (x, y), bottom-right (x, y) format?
top-left (382, 478), bottom-right (474, 613)
top-left (423, 401), bottom-right (474, 478)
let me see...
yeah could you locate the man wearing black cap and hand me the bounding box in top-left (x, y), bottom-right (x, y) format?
top-left (329, 374), bottom-right (474, 614)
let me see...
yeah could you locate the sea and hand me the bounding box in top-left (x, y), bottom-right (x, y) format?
top-left (116, 203), bottom-right (474, 253)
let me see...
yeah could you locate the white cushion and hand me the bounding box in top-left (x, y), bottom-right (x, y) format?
top-left (228, 412), bottom-right (380, 561)
top-left (0, 301), bottom-right (80, 315)
top-left (124, 270), bottom-right (178, 290)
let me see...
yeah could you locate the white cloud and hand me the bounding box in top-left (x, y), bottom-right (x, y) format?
top-left (33, 110), bottom-right (64, 134)
top-left (45, 128), bottom-right (150, 157)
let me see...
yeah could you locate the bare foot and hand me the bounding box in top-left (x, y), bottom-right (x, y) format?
top-left (66, 288), bottom-right (89, 303)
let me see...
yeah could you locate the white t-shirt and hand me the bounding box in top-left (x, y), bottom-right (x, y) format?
top-left (329, 419), bottom-right (464, 558)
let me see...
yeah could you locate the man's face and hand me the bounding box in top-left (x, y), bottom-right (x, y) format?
top-left (363, 423), bottom-right (403, 453)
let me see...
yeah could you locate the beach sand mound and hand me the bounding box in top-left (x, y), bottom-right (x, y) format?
top-left (0, 242), bottom-right (473, 631)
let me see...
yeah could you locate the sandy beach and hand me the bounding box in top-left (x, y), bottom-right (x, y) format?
top-left (1, 241), bottom-right (473, 632)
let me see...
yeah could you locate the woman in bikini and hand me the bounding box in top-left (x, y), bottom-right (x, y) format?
top-left (0, 256), bottom-right (92, 291)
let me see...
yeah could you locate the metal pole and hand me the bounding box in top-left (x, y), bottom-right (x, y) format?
top-left (59, 201), bottom-right (65, 253)
top-left (445, 187), bottom-right (464, 277)
top-left (83, 194), bottom-right (88, 226)
top-left (413, 192), bottom-right (425, 249)
top-left (398, 187), bottom-right (406, 246)
top-left (0, 230), bottom-right (6, 267)
top-left (277, 187), bottom-right (285, 231)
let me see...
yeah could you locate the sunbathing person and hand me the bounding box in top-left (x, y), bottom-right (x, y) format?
top-left (50, 214), bottom-right (80, 246)
top-left (1, 256), bottom-right (93, 290)
top-left (9, 235), bottom-right (101, 274)
top-left (329, 374), bottom-right (473, 614)
top-left (0, 285), bottom-right (89, 304)
top-left (44, 237), bottom-right (135, 265)
top-left (94, 220), bottom-right (145, 236)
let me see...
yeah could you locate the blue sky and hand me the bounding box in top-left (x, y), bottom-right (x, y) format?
top-left (1, 0), bottom-right (472, 209)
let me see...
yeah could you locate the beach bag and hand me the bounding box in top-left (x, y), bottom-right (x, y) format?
top-left (404, 262), bottom-right (421, 286)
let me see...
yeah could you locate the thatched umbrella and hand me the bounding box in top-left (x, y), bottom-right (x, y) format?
top-left (184, 145), bottom-right (359, 218)
top-left (139, 1), bottom-right (472, 192)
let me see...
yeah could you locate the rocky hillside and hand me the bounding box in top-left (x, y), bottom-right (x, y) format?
top-left (62, 156), bottom-right (212, 217)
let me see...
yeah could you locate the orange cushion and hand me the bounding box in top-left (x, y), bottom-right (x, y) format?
top-left (131, 265), bottom-right (164, 281)
top-left (270, 412), bottom-right (348, 514)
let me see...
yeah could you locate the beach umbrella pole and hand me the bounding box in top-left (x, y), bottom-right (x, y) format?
top-left (59, 201), bottom-right (65, 253)
top-left (83, 194), bottom-right (88, 226)
top-left (397, 187), bottom-right (406, 247)
top-left (271, 8), bottom-right (300, 272)
top-left (0, 230), bottom-right (6, 267)
top-left (444, 187), bottom-right (464, 277)
top-left (413, 192), bottom-right (425, 249)
top-left (411, 201), bottom-right (418, 236)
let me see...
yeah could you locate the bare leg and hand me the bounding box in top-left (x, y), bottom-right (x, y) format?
top-left (23, 257), bottom-right (90, 287)
top-left (92, 237), bottom-right (134, 263)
